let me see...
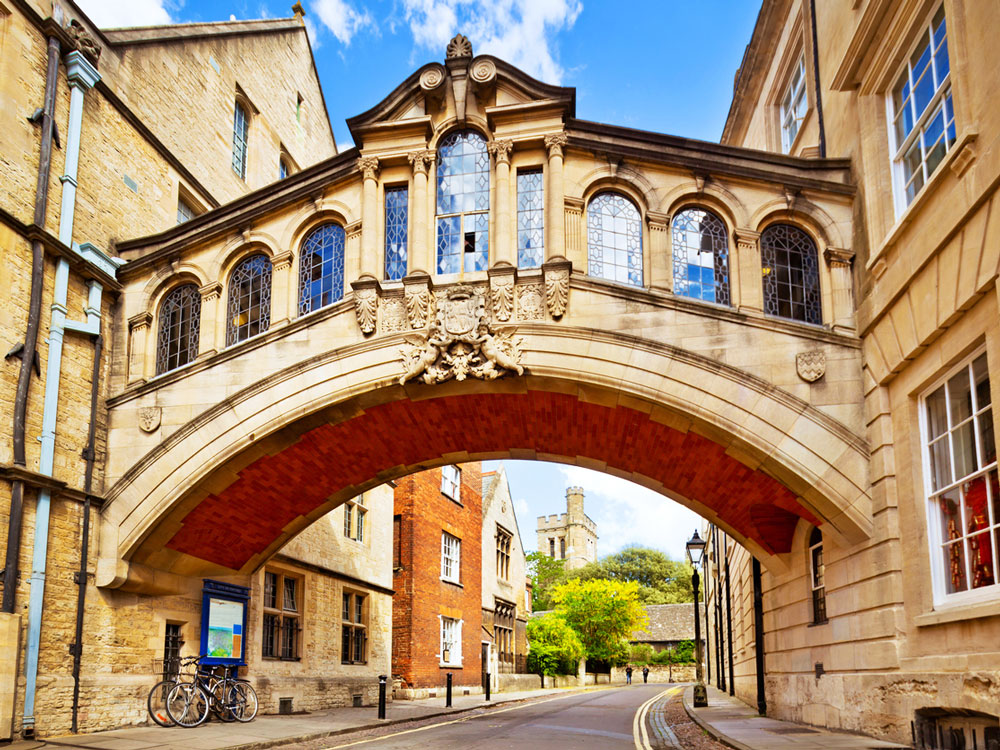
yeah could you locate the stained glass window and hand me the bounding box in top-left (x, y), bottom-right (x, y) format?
top-left (226, 254), bottom-right (271, 346)
top-left (156, 284), bottom-right (200, 375)
top-left (587, 192), bottom-right (643, 286)
top-left (517, 169), bottom-right (544, 268)
top-left (298, 223), bottom-right (345, 315)
top-left (232, 101), bottom-right (249, 179)
top-left (671, 208), bottom-right (730, 305)
top-left (760, 224), bottom-right (821, 325)
top-left (385, 186), bottom-right (409, 280)
top-left (436, 131), bottom-right (489, 274)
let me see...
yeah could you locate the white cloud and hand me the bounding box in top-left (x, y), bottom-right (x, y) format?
top-left (304, 15), bottom-right (322, 49)
top-left (75, 0), bottom-right (172, 27)
top-left (556, 465), bottom-right (703, 562)
top-left (312, 0), bottom-right (375, 46)
top-left (401, 0), bottom-right (582, 84)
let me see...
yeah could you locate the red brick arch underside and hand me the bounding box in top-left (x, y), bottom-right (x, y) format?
top-left (163, 390), bottom-right (817, 571)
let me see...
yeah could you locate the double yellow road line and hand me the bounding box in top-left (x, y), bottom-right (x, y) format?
top-left (632, 685), bottom-right (683, 750)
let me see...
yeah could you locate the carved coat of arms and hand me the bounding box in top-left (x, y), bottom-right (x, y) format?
top-left (138, 406), bottom-right (162, 433)
top-left (399, 287), bottom-right (524, 385)
top-left (796, 350), bottom-right (826, 383)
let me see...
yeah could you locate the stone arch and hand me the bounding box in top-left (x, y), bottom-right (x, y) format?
top-left (578, 164), bottom-right (658, 215)
top-left (138, 262), bottom-right (209, 315)
top-left (280, 199), bottom-right (355, 253)
top-left (211, 233), bottom-right (280, 285)
top-left (427, 118), bottom-right (493, 151)
top-left (750, 197), bottom-right (846, 251)
top-left (662, 181), bottom-right (750, 229)
top-left (98, 325), bottom-right (872, 592)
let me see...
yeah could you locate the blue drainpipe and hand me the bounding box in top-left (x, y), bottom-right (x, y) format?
top-left (21, 50), bottom-right (103, 737)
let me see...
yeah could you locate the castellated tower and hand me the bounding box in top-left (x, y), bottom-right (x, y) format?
top-left (536, 486), bottom-right (599, 571)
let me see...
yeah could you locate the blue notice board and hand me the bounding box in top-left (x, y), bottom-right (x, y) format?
top-left (200, 579), bottom-right (250, 666)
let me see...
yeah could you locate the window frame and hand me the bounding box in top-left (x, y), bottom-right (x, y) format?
top-left (780, 53), bottom-right (808, 154)
top-left (156, 283), bottom-right (201, 376)
top-left (516, 167), bottom-right (544, 269)
top-left (808, 528), bottom-right (828, 625)
top-left (341, 590), bottom-right (368, 665)
top-left (384, 184), bottom-right (409, 281)
top-left (232, 100), bottom-right (250, 180)
top-left (298, 223), bottom-right (346, 316)
top-left (439, 615), bottom-right (462, 667)
top-left (759, 223), bottom-right (822, 326)
top-left (343, 494), bottom-right (366, 543)
top-left (670, 207), bottom-right (731, 306)
top-left (261, 569), bottom-right (302, 660)
top-left (441, 465), bottom-right (461, 503)
top-left (494, 598), bottom-right (516, 674)
top-left (441, 532), bottom-right (461, 584)
top-left (435, 130), bottom-right (490, 276)
top-left (886, 4), bottom-right (954, 215)
top-left (586, 191), bottom-right (644, 287)
top-left (919, 347), bottom-right (998, 606)
top-left (496, 525), bottom-right (512, 581)
top-left (226, 254), bottom-right (272, 346)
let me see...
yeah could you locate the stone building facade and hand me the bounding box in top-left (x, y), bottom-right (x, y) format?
top-left (536, 487), bottom-right (597, 570)
top-left (707, 0), bottom-right (1000, 744)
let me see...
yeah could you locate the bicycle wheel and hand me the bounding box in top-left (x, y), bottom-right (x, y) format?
top-left (231, 681), bottom-right (258, 723)
top-left (165, 682), bottom-right (210, 727)
top-left (209, 678), bottom-right (237, 722)
top-left (147, 679), bottom-right (177, 727)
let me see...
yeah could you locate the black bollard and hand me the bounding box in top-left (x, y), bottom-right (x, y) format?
top-left (378, 674), bottom-right (387, 720)
top-left (446, 672), bottom-right (453, 707)
top-left (485, 672), bottom-right (491, 702)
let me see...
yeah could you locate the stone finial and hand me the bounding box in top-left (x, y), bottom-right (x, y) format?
top-left (446, 33), bottom-right (473, 59)
top-left (291, 1), bottom-right (305, 19)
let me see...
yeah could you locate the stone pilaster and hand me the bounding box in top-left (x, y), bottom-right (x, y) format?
top-left (407, 150), bottom-right (433, 276)
top-left (488, 139), bottom-right (514, 267)
top-left (198, 282), bottom-right (222, 358)
top-left (647, 211), bottom-right (671, 292)
top-left (563, 197), bottom-right (584, 272)
top-left (270, 251), bottom-right (294, 326)
top-left (127, 311), bottom-right (152, 384)
top-left (824, 247), bottom-right (856, 332)
top-left (544, 133), bottom-right (567, 262)
top-left (735, 229), bottom-right (762, 313)
top-left (357, 156), bottom-right (380, 281)
top-left (345, 219), bottom-right (363, 283)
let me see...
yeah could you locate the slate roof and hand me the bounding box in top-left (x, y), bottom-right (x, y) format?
top-left (631, 604), bottom-right (696, 643)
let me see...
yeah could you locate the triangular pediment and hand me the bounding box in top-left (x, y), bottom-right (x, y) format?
top-left (346, 36), bottom-right (575, 148)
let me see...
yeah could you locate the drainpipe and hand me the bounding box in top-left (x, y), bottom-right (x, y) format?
top-left (723, 533), bottom-right (734, 697)
top-left (2, 35), bottom-right (60, 615)
top-left (752, 558), bottom-right (767, 715)
top-left (808, 0), bottom-right (827, 158)
top-left (21, 49), bottom-right (101, 738)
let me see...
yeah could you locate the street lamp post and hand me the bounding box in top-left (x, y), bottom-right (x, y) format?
top-left (687, 530), bottom-right (708, 708)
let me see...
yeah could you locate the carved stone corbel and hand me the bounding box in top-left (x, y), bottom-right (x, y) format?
top-left (419, 63), bottom-right (447, 112)
top-left (488, 264), bottom-right (516, 322)
top-left (351, 277), bottom-right (379, 335)
top-left (402, 273), bottom-right (433, 329)
top-left (470, 55), bottom-right (497, 102)
top-left (542, 256), bottom-right (572, 319)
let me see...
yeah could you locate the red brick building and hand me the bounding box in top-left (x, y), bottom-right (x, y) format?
top-left (392, 463), bottom-right (484, 696)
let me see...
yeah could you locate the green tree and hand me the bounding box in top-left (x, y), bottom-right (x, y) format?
top-left (526, 550), bottom-right (567, 611)
top-left (526, 612), bottom-right (585, 675)
top-left (552, 578), bottom-right (648, 663)
top-left (567, 546), bottom-right (694, 604)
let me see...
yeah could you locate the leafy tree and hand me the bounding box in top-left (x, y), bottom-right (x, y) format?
top-left (551, 578), bottom-right (648, 663)
top-left (672, 639), bottom-right (695, 664)
top-left (526, 550), bottom-right (567, 611)
top-left (526, 612), bottom-right (584, 675)
top-left (567, 546), bottom-right (694, 604)
top-left (628, 642), bottom-right (654, 665)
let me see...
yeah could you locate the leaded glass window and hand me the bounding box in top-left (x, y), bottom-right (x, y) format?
top-left (587, 192), bottom-right (642, 286)
top-left (436, 131), bottom-right (489, 274)
top-left (298, 223), bottom-right (345, 315)
top-left (517, 169), bottom-right (544, 268)
top-left (226, 254), bottom-right (271, 346)
top-left (671, 208), bottom-right (730, 305)
top-left (890, 6), bottom-right (953, 209)
top-left (385, 186), bottom-right (409, 280)
top-left (156, 284), bottom-right (201, 375)
top-left (760, 224), bottom-right (821, 325)
top-left (232, 101), bottom-right (249, 179)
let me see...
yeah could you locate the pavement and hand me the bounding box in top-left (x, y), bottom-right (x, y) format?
top-left (682, 685), bottom-right (911, 750)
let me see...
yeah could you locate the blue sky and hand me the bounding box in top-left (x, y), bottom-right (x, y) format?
top-left (78, 0), bottom-right (760, 561)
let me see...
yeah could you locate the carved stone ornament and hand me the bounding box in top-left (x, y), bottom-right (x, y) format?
top-left (488, 139), bottom-right (513, 165)
top-left (357, 156), bottom-right (380, 181)
top-left (796, 350), bottom-right (826, 383)
top-left (138, 407), bottom-right (161, 433)
top-left (381, 297), bottom-right (407, 333)
top-left (544, 133), bottom-right (568, 159)
top-left (544, 267), bottom-right (569, 319)
top-left (405, 285), bottom-right (432, 329)
top-left (490, 274), bottom-right (514, 322)
top-left (408, 149), bottom-right (433, 175)
top-left (399, 287), bottom-right (524, 385)
top-left (419, 63), bottom-right (446, 92)
top-left (446, 33), bottom-right (473, 59)
top-left (354, 285), bottom-right (378, 335)
top-left (470, 57), bottom-right (497, 84)
top-left (68, 20), bottom-right (101, 66)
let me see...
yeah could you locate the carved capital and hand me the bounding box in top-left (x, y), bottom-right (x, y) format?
top-left (544, 133), bottom-right (568, 159)
top-left (345, 220), bottom-right (363, 241)
top-left (357, 156), bottom-right (380, 181)
top-left (823, 247), bottom-right (854, 268)
top-left (272, 251), bottom-right (294, 272)
top-left (563, 196), bottom-right (584, 218)
top-left (199, 282), bottom-right (223, 301)
top-left (488, 139), bottom-right (514, 166)
top-left (128, 311), bottom-right (152, 331)
top-left (646, 210), bottom-right (670, 232)
top-left (408, 150), bottom-right (433, 176)
top-left (734, 229), bottom-right (761, 249)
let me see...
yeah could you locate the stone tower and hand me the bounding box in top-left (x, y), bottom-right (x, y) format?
top-left (536, 487), bottom-right (598, 570)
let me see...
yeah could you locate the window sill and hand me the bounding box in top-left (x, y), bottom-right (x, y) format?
top-left (440, 578), bottom-right (463, 588)
top-left (915, 596), bottom-right (1000, 627)
top-left (442, 494), bottom-right (464, 507)
top-left (439, 662), bottom-right (463, 669)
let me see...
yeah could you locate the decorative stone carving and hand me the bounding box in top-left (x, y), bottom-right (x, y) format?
top-left (408, 149), bottom-right (433, 175)
top-left (138, 407), bottom-right (161, 433)
top-left (490, 274), bottom-right (515, 322)
top-left (419, 63), bottom-right (446, 91)
top-left (823, 247), bottom-right (854, 268)
top-left (381, 297), bottom-right (407, 333)
top-left (67, 19), bottom-right (101, 66)
top-left (517, 284), bottom-right (544, 321)
top-left (353, 283), bottom-right (378, 335)
top-left (796, 350), bottom-right (826, 383)
top-left (399, 286), bottom-right (523, 385)
top-left (404, 279), bottom-right (432, 329)
top-left (446, 34), bottom-right (473, 59)
top-left (542, 257), bottom-right (572, 319)
top-left (470, 57), bottom-right (497, 84)
top-left (488, 139), bottom-right (513, 165)
top-left (544, 133), bottom-right (568, 159)
top-left (357, 156), bottom-right (380, 181)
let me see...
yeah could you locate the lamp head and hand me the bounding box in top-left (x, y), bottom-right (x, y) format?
top-left (686, 530), bottom-right (707, 566)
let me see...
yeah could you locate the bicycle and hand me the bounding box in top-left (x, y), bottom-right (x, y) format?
top-left (147, 655), bottom-right (198, 727)
top-left (165, 657), bottom-right (258, 727)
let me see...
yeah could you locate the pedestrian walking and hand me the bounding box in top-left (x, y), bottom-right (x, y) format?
top-left (642, 666), bottom-right (649, 683)
top-left (625, 665), bottom-right (633, 684)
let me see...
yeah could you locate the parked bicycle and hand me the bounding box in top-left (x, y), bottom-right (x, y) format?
top-left (147, 656), bottom-right (258, 727)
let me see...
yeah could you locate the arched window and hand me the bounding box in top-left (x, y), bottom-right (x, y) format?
top-left (760, 224), bottom-right (821, 324)
top-left (298, 223), bottom-right (345, 315)
top-left (232, 101), bottom-right (249, 180)
top-left (226, 254), bottom-right (272, 346)
top-left (587, 192), bottom-right (642, 286)
top-left (436, 131), bottom-right (489, 274)
top-left (808, 527), bottom-right (827, 624)
top-left (156, 284), bottom-right (201, 375)
top-left (672, 208), bottom-right (730, 305)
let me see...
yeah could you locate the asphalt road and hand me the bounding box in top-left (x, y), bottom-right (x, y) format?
top-left (316, 684), bottom-right (670, 749)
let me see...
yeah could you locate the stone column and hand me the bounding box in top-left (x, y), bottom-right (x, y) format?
top-left (647, 211), bottom-right (671, 292)
top-left (734, 229), bottom-right (763, 313)
top-left (407, 150), bottom-right (432, 276)
top-left (127, 312), bottom-right (152, 384)
top-left (544, 133), bottom-right (567, 261)
top-left (270, 251), bottom-right (293, 326)
top-left (198, 282), bottom-right (222, 357)
top-left (824, 247), bottom-right (856, 332)
top-left (357, 156), bottom-right (380, 280)
top-left (562, 197), bottom-right (584, 272)
top-left (488, 139), bottom-right (514, 267)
